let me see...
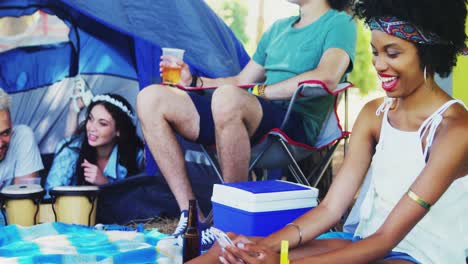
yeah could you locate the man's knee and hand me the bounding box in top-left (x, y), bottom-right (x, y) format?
top-left (211, 85), bottom-right (246, 123)
top-left (137, 85), bottom-right (171, 120)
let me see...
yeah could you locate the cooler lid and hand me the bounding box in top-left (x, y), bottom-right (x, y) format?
top-left (212, 180), bottom-right (318, 204)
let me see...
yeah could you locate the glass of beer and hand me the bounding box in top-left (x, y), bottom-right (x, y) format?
top-left (161, 48), bottom-right (185, 85)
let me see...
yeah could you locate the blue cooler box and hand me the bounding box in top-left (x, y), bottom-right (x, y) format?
top-left (211, 180), bottom-right (318, 237)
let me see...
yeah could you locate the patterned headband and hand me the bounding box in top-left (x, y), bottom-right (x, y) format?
top-left (368, 16), bottom-right (448, 45)
top-left (92, 95), bottom-right (135, 120)
top-left (368, 16), bottom-right (468, 55)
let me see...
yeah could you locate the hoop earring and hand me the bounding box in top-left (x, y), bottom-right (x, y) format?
top-left (423, 66), bottom-right (427, 83)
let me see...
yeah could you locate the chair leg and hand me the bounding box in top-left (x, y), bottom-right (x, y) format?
top-left (287, 164), bottom-right (305, 185)
top-left (310, 140), bottom-right (340, 188)
top-left (278, 138), bottom-right (310, 186)
top-left (200, 145), bottom-right (224, 184)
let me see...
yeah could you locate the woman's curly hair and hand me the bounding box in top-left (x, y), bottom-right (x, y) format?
top-left (353, 0), bottom-right (467, 77)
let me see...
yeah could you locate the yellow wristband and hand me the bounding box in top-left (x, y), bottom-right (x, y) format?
top-left (251, 85), bottom-right (260, 96)
top-left (407, 189), bottom-right (431, 210)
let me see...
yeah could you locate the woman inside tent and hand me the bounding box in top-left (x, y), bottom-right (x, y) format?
top-left (190, 0), bottom-right (468, 263)
top-left (46, 93), bottom-right (144, 190)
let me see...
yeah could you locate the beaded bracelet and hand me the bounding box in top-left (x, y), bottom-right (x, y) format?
top-left (251, 84), bottom-right (267, 98)
top-left (258, 84), bottom-right (267, 98)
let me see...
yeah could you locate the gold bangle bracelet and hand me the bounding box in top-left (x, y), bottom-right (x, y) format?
top-left (286, 222), bottom-right (302, 246)
top-left (407, 189), bottom-right (431, 210)
top-left (258, 84), bottom-right (267, 98)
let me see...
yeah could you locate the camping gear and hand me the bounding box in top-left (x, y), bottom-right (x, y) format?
top-left (0, 0), bottom-right (250, 224)
top-left (0, 184), bottom-right (44, 226)
top-left (49, 186), bottom-right (99, 226)
top-left (0, 0), bottom-right (249, 156)
top-left (211, 180), bottom-right (318, 237)
top-left (201, 81), bottom-right (353, 188)
top-left (0, 1), bottom-right (249, 223)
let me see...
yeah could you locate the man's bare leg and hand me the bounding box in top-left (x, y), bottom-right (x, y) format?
top-left (211, 85), bottom-right (263, 183)
top-left (137, 85), bottom-right (201, 214)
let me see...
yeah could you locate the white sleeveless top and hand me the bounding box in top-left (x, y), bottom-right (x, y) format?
top-left (354, 98), bottom-right (468, 264)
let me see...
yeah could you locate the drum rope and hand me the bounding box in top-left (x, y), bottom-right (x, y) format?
top-left (0, 199), bottom-right (7, 225)
top-left (88, 195), bottom-right (97, 227)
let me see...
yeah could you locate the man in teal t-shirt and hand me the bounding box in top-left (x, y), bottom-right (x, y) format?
top-left (137, 0), bottom-right (356, 250)
top-left (253, 8), bottom-right (356, 144)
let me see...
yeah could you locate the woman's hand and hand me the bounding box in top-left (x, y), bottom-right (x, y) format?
top-left (220, 236), bottom-right (280, 264)
top-left (81, 159), bottom-right (109, 185)
top-left (159, 55), bottom-right (193, 86)
top-left (70, 95), bottom-right (85, 112)
top-left (69, 79), bottom-right (89, 113)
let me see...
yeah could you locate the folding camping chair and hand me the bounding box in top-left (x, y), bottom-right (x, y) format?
top-left (200, 80), bottom-right (352, 188)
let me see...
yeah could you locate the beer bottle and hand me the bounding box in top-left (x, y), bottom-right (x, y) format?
top-left (183, 199), bottom-right (201, 262)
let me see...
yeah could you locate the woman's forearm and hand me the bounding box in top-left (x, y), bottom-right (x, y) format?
top-left (261, 204), bottom-right (343, 252)
top-left (292, 233), bottom-right (395, 264)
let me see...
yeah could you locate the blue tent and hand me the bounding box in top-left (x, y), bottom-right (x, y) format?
top-left (0, 0), bottom-right (250, 222)
top-left (0, 0), bottom-right (249, 92)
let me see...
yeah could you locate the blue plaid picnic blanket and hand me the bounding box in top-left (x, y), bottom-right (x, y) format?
top-left (0, 223), bottom-right (182, 263)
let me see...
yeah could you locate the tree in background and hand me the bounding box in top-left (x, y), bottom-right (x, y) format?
top-left (348, 19), bottom-right (378, 94)
top-left (256, 0), bottom-right (264, 45)
top-left (206, 0), bottom-right (250, 46)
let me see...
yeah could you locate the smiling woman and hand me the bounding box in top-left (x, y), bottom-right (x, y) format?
top-left (188, 0), bottom-right (468, 263)
top-left (45, 93), bottom-right (144, 193)
top-left (371, 30), bottom-right (426, 95)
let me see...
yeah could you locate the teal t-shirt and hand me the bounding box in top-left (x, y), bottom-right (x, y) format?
top-left (252, 9), bottom-right (356, 144)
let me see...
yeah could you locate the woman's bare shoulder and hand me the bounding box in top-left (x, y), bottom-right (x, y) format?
top-left (431, 102), bottom-right (468, 176)
top-left (351, 97), bottom-right (386, 143)
top-left (443, 101), bottom-right (468, 123)
top-left (439, 102), bottom-right (468, 137)
top-left (358, 97), bottom-right (386, 126)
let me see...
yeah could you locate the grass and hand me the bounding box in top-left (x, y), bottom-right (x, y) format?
top-left (127, 216), bottom-right (178, 234)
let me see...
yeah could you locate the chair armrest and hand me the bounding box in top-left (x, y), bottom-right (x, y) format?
top-left (298, 80), bottom-right (353, 97)
top-left (279, 80), bottom-right (353, 130)
top-left (173, 83), bottom-right (254, 92)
